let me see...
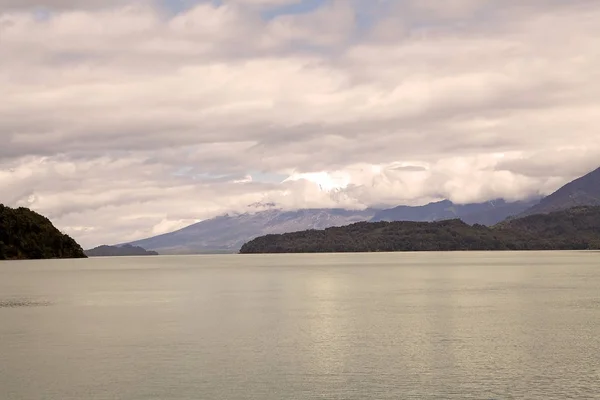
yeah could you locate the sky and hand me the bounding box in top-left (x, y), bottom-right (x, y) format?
top-left (1, 0), bottom-right (600, 248)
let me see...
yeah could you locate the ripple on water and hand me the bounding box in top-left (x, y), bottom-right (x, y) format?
top-left (0, 298), bottom-right (52, 308)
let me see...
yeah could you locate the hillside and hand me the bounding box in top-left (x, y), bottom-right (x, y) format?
top-left (497, 206), bottom-right (600, 248)
top-left (0, 204), bottom-right (87, 260)
top-left (85, 244), bottom-right (159, 257)
top-left (371, 198), bottom-right (539, 225)
top-left (520, 167), bottom-right (600, 217)
top-left (239, 206), bottom-right (600, 253)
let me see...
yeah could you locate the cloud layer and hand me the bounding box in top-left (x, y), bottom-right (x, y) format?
top-left (2, 0), bottom-right (600, 247)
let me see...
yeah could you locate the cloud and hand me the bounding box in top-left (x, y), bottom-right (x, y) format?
top-left (1, 0), bottom-right (600, 247)
top-left (265, 0), bottom-right (355, 47)
top-left (0, 0), bottom-right (138, 11)
top-left (223, 0), bottom-right (297, 6)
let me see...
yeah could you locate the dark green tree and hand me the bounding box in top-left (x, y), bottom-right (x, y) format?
top-left (0, 204), bottom-right (87, 260)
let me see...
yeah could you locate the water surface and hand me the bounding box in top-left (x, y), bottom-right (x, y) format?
top-left (1, 252), bottom-right (599, 399)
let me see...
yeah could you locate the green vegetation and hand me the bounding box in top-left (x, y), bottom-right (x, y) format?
top-left (85, 244), bottom-right (159, 257)
top-left (0, 204), bottom-right (86, 260)
top-left (239, 206), bottom-right (600, 253)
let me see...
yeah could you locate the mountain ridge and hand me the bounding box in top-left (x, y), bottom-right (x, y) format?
top-left (127, 208), bottom-right (377, 254)
top-left (519, 167), bottom-right (600, 217)
top-left (371, 198), bottom-right (540, 225)
top-left (125, 198), bottom-right (540, 254)
top-left (124, 165), bottom-right (600, 254)
top-left (239, 206), bottom-right (600, 253)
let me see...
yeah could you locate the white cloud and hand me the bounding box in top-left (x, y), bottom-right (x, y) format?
top-left (0, 0), bottom-right (140, 11)
top-left (405, 0), bottom-right (488, 19)
top-left (1, 0), bottom-right (600, 247)
top-left (264, 0), bottom-right (355, 47)
top-left (223, 0), bottom-right (296, 5)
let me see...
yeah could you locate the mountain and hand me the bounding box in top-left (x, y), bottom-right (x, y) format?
top-left (519, 167), bottom-right (600, 217)
top-left (458, 199), bottom-right (542, 225)
top-left (370, 200), bottom-right (456, 222)
top-left (239, 206), bottom-right (600, 253)
top-left (127, 208), bottom-right (377, 254)
top-left (371, 198), bottom-right (540, 225)
top-left (0, 204), bottom-right (87, 260)
top-left (131, 166), bottom-right (600, 255)
top-left (124, 198), bottom-right (539, 254)
top-left (85, 244), bottom-right (159, 257)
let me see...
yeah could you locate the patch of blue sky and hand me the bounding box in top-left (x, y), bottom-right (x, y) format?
top-left (248, 170), bottom-right (288, 184)
top-left (171, 167), bottom-right (217, 180)
top-left (171, 167), bottom-right (285, 183)
top-left (159, 0), bottom-right (200, 14)
top-left (172, 166), bottom-right (195, 177)
top-left (161, 0), bottom-right (329, 19)
top-left (261, 0), bottom-right (326, 20)
top-left (191, 172), bottom-right (230, 180)
top-left (261, 0), bottom-right (388, 40)
top-left (32, 8), bottom-right (52, 21)
top-left (351, 0), bottom-right (392, 32)
top-left (157, 0), bottom-right (381, 45)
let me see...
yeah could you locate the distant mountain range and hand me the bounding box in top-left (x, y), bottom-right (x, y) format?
top-left (123, 199), bottom-right (538, 255)
top-left (371, 198), bottom-right (539, 225)
top-left (240, 206), bottom-right (600, 253)
top-left (125, 166), bottom-right (600, 254)
top-left (126, 200), bottom-right (535, 254)
top-left (128, 208), bottom-right (376, 254)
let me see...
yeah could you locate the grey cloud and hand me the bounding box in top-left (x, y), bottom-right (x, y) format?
top-left (0, 0), bottom-right (137, 10)
top-left (495, 149), bottom-right (600, 180)
top-left (392, 166), bottom-right (427, 172)
top-left (3, 1), bottom-right (597, 161)
top-left (1, 0), bottom-right (600, 246)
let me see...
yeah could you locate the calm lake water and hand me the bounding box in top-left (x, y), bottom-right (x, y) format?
top-left (1, 252), bottom-right (599, 399)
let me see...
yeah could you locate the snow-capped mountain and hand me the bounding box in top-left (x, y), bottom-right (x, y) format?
top-left (127, 208), bottom-right (377, 254)
top-left (125, 197), bottom-right (543, 254)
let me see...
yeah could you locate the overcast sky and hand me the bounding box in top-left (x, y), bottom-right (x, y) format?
top-left (2, 0), bottom-right (600, 248)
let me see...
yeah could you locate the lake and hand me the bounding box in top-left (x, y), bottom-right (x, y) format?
top-left (1, 252), bottom-right (599, 399)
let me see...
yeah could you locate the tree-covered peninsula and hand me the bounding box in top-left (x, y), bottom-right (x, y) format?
top-left (0, 204), bottom-right (87, 260)
top-left (84, 244), bottom-right (159, 257)
top-left (239, 206), bottom-right (600, 253)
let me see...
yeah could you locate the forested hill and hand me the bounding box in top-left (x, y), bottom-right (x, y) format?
top-left (0, 204), bottom-right (87, 260)
top-left (239, 206), bottom-right (600, 253)
top-left (85, 244), bottom-right (159, 257)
